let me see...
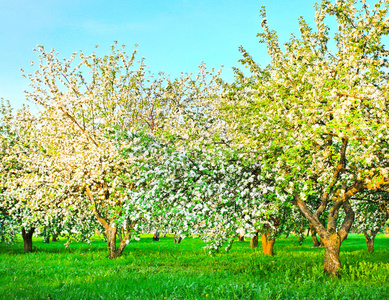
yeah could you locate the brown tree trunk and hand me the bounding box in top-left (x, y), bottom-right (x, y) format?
top-left (311, 226), bottom-right (321, 247)
top-left (322, 233), bottom-right (342, 277)
top-left (153, 231), bottom-right (160, 241)
top-left (261, 232), bottom-right (275, 255)
top-left (106, 226), bottom-right (119, 259)
top-left (43, 235), bottom-right (50, 243)
top-left (22, 227), bottom-right (35, 252)
top-left (174, 234), bottom-right (182, 244)
top-left (364, 231), bottom-right (377, 252)
top-left (52, 234), bottom-right (58, 242)
top-left (86, 187), bottom-right (132, 259)
top-left (238, 234), bottom-right (245, 242)
top-left (295, 189), bottom-right (356, 278)
top-left (312, 234), bottom-right (321, 247)
top-left (250, 233), bottom-right (258, 248)
top-left (106, 225), bottom-right (132, 259)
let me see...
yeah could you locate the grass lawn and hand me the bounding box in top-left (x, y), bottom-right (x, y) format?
top-left (0, 233), bottom-right (389, 299)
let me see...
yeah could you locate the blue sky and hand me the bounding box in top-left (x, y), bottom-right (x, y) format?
top-left (0, 0), bottom-right (325, 109)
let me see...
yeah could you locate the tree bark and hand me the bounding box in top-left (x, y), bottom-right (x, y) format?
top-left (52, 234), bottom-right (58, 242)
top-left (322, 233), bottom-right (341, 277)
top-left (364, 231), bottom-right (378, 252)
top-left (174, 233), bottom-right (182, 244)
top-left (312, 234), bottom-right (321, 247)
top-left (106, 225), bottom-right (132, 259)
top-left (311, 226), bottom-right (322, 247)
top-left (107, 226), bottom-right (119, 259)
top-left (250, 232), bottom-right (258, 248)
top-left (238, 234), bottom-right (245, 242)
top-left (107, 226), bottom-right (132, 259)
top-left (117, 233), bottom-right (131, 256)
top-left (22, 227), bottom-right (35, 252)
top-left (261, 232), bottom-right (275, 255)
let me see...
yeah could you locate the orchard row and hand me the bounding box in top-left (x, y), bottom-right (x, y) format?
top-left (1, 0), bottom-right (389, 277)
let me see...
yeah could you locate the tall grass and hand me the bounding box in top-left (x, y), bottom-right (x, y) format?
top-left (1, 234), bottom-right (388, 299)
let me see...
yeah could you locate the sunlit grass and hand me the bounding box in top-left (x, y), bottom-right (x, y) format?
top-left (1, 234), bottom-right (388, 299)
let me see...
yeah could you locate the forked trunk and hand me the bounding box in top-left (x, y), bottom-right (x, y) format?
top-left (86, 187), bottom-right (131, 259)
top-left (250, 233), bottom-right (258, 248)
top-left (364, 231), bottom-right (377, 253)
top-left (238, 235), bottom-right (245, 242)
top-left (261, 232), bottom-right (275, 256)
top-left (106, 226), bottom-right (131, 259)
top-left (294, 179), bottom-right (356, 278)
top-left (43, 235), bottom-right (50, 243)
top-left (322, 233), bottom-right (341, 277)
top-left (22, 227), bottom-right (35, 252)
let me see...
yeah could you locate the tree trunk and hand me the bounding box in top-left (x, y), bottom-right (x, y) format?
top-left (52, 234), bottom-right (58, 242)
top-left (238, 234), bottom-right (245, 242)
top-left (261, 232), bottom-right (275, 256)
top-left (43, 235), bottom-right (50, 243)
top-left (250, 233), bottom-right (258, 248)
top-left (322, 233), bottom-right (341, 277)
top-left (364, 231), bottom-right (377, 253)
top-left (22, 227), bottom-right (35, 252)
top-left (312, 234), bottom-right (321, 247)
top-left (174, 234), bottom-right (182, 244)
top-left (86, 187), bottom-right (132, 259)
top-left (106, 225), bottom-right (132, 259)
top-left (153, 231), bottom-right (160, 241)
top-left (106, 226), bottom-right (120, 259)
top-left (311, 226), bottom-right (321, 247)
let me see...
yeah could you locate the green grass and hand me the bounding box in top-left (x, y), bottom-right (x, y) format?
top-left (1, 234), bottom-right (389, 299)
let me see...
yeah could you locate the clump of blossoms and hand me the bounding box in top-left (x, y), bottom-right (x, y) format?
top-left (133, 142), bottom-right (303, 256)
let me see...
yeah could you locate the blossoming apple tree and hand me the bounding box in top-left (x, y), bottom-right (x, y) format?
top-left (218, 0), bottom-right (389, 276)
top-left (0, 100), bottom-right (97, 251)
top-left (22, 42), bottom-right (225, 258)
